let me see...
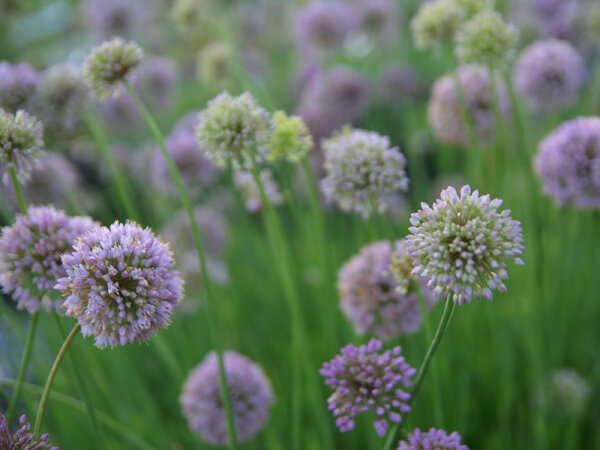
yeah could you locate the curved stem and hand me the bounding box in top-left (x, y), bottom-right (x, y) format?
top-left (8, 167), bottom-right (27, 213)
top-left (123, 82), bottom-right (238, 450)
top-left (34, 323), bottom-right (81, 437)
top-left (5, 311), bottom-right (39, 426)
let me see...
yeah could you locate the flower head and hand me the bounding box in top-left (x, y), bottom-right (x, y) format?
top-left (195, 92), bottom-right (273, 169)
top-left (320, 339), bottom-right (416, 437)
top-left (357, 0), bottom-right (399, 43)
top-left (132, 56), bottom-right (177, 108)
top-left (197, 42), bottom-right (233, 84)
top-left (83, 37), bottom-right (143, 99)
top-left (0, 414), bottom-right (57, 450)
top-left (321, 128), bottom-right (409, 218)
top-left (56, 221), bottom-right (184, 348)
top-left (534, 117), bottom-right (600, 209)
top-left (83, 0), bottom-right (150, 40)
top-left (0, 61), bottom-right (40, 113)
top-left (0, 108), bottom-right (45, 184)
top-left (411, 0), bottom-right (462, 49)
top-left (406, 185), bottom-right (524, 305)
top-left (398, 427), bottom-right (468, 450)
top-left (0, 206), bottom-right (98, 314)
top-left (181, 351), bottom-right (274, 445)
top-left (548, 368), bottom-right (591, 418)
top-left (267, 111), bottom-right (313, 163)
top-left (456, 10), bottom-right (518, 67)
top-left (513, 39), bottom-right (585, 112)
top-left (234, 169), bottom-right (284, 213)
top-left (379, 64), bottom-right (424, 105)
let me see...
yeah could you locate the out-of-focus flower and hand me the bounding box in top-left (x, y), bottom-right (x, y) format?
top-left (267, 111), bottom-right (313, 163)
top-left (320, 338), bottom-right (415, 437)
top-left (513, 39), bottom-right (585, 112)
top-left (0, 206), bottom-right (98, 313)
top-left (321, 127), bottom-right (409, 218)
top-left (0, 108), bottom-right (44, 184)
top-left (411, 0), bottom-right (462, 49)
top-left (406, 185), bottom-right (524, 305)
top-left (398, 427), bottom-right (468, 450)
top-left (0, 414), bottom-right (57, 449)
top-left (356, 0), bottom-right (399, 44)
top-left (99, 86), bottom-right (141, 129)
top-left (197, 42), bottom-right (233, 84)
top-left (132, 56), bottom-right (177, 108)
top-left (548, 369), bottom-right (591, 418)
top-left (83, 0), bottom-right (150, 40)
top-left (56, 221), bottom-right (184, 348)
top-left (0, 61), bottom-right (40, 113)
top-left (83, 37), bottom-right (143, 100)
top-left (234, 169), bottom-right (284, 213)
top-left (171, 0), bottom-right (209, 37)
top-left (534, 117), bottom-right (600, 209)
top-left (428, 65), bottom-right (510, 148)
top-left (379, 64), bottom-right (424, 105)
top-left (181, 351), bottom-right (274, 446)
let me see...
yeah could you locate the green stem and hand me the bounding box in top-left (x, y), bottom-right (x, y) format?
top-left (34, 323), bottom-right (81, 437)
top-left (5, 312), bottom-right (39, 426)
top-left (123, 82), bottom-right (238, 450)
top-left (8, 167), bottom-right (27, 213)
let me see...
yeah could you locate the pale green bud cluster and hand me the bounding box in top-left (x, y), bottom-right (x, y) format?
top-left (267, 111), bottom-right (313, 163)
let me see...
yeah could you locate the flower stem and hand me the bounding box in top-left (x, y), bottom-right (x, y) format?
top-left (123, 81), bottom-right (239, 450)
top-left (5, 311), bottom-right (39, 426)
top-left (34, 323), bottom-right (81, 437)
top-left (8, 167), bottom-right (27, 214)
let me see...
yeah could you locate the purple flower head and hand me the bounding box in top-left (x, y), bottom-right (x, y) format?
top-left (0, 414), bottom-right (57, 450)
top-left (181, 351), bottom-right (274, 445)
top-left (357, 0), bottom-right (399, 43)
top-left (339, 240), bottom-right (435, 340)
top-left (100, 86), bottom-right (141, 129)
top-left (398, 427), bottom-right (469, 450)
top-left (233, 169), bottom-right (284, 213)
top-left (0, 206), bottom-right (98, 314)
top-left (0, 108), bottom-right (45, 184)
top-left (320, 338), bottom-right (416, 437)
top-left (513, 39), bottom-right (585, 112)
top-left (132, 56), bottom-right (177, 108)
top-left (321, 127), bottom-right (409, 218)
top-left (428, 65), bottom-right (510, 148)
top-left (83, 0), bottom-right (150, 40)
top-left (56, 221), bottom-right (184, 348)
top-left (534, 117), bottom-right (600, 209)
top-left (379, 64), bottom-right (424, 105)
top-left (0, 61), bottom-right (40, 113)
top-left (406, 185), bottom-right (524, 305)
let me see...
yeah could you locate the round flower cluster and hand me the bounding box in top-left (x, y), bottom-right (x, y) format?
top-left (0, 206), bottom-right (98, 313)
top-left (0, 108), bottom-right (45, 184)
top-left (321, 128), bottom-right (409, 218)
top-left (513, 39), bottom-right (586, 112)
top-left (338, 240), bottom-right (435, 340)
top-left (197, 42), bottom-right (233, 84)
top-left (428, 65), bottom-right (510, 148)
top-left (267, 111), bottom-right (313, 163)
top-left (181, 351), bottom-right (274, 446)
top-left (56, 221), bottom-right (184, 348)
top-left (411, 0), bottom-right (462, 49)
top-left (0, 414), bottom-right (57, 450)
top-left (379, 64), bottom-right (423, 105)
top-left (133, 56), bottom-right (177, 108)
top-left (398, 428), bottom-right (468, 450)
top-left (195, 91), bottom-right (273, 169)
top-left (406, 185), bottom-right (524, 305)
top-left (320, 338), bottom-right (415, 437)
top-left (0, 61), bottom-right (40, 113)
top-left (548, 368), bottom-right (591, 418)
top-left (233, 169), bottom-right (284, 213)
top-left (83, 37), bottom-right (143, 99)
top-left (357, 0), bottom-right (399, 44)
top-left (534, 117), bottom-right (600, 209)
top-left (83, 0), bottom-right (149, 40)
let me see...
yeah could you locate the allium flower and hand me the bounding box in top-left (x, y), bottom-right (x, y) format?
top-left (234, 170), bottom-right (284, 213)
top-left (267, 111), bottom-right (313, 163)
top-left (398, 427), bottom-right (468, 450)
top-left (534, 117), bottom-right (600, 209)
top-left (357, 0), bottom-right (399, 43)
top-left (406, 185), bottom-right (524, 305)
top-left (0, 108), bottom-right (45, 184)
top-left (100, 86), bottom-right (141, 129)
top-left (0, 414), bottom-right (57, 450)
top-left (319, 339), bottom-right (416, 437)
top-left (170, 0), bottom-right (208, 36)
top-left (321, 128), bottom-right (409, 218)
top-left (338, 240), bottom-right (435, 340)
top-left (195, 92), bottom-right (273, 169)
top-left (83, 37), bottom-right (144, 99)
top-left (197, 42), bottom-right (233, 84)
top-left (83, 0), bottom-right (150, 40)
top-left (0, 61), bottom-right (40, 113)
top-left (181, 351), bottom-right (274, 446)
top-left (548, 368), bottom-right (591, 418)
top-left (513, 39), bottom-right (585, 112)
top-left (411, 0), bottom-right (462, 49)
top-left (456, 11), bottom-right (518, 67)
top-left (132, 56), bottom-right (177, 108)
top-left (56, 221), bottom-right (184, 348)
top-left (428, 65), bottom-right (510, 148)
top-left (379, 64), bottom-right (424, 105)
top-left (0, 206), bottom-right (98, 313)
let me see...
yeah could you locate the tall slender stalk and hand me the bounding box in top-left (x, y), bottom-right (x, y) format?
top-left (123, 82), bottom-right (239, 449)
top-left (8, 167), bottom-right (26, 213)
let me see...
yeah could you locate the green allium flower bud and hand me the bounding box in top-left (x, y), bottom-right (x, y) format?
top-left (267, 111), bottom-right (313, 163)
top-left (197, 42), bottom-right (233, 84)
top-left (411, 0), bottom-right (462, 49)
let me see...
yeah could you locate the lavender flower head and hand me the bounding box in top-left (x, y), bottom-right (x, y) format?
top-left (428, 65), bottom-right (510, 148)
top-left (132, 56), bottom-right (177, 108)
top-left (338, 240), bottom-right (435, 340)
top-left (379, 64), bottom-right (424, 105)
top-left (181, 351), bottom-right (274, 445)
top-left (0, 414), bottom-right (57, 450)
top-left (398, 427), bottom-right (468, 450)
top-left (0, 206), bottom-right (98, 314)
top-left (319, 338), bottom-right (416, 437)
top-left (513, 39), bottom-right (585, 112)
top-left (0, 108), bottom-right (44, 184)
top-left (321, 128), bottom-right (409, 218)
top-left (234, 169), bottom-right (284, 213)
top-left (0, 61), bottom-right (40, 113)
top-left (357, 0), bottom-right (399, 43)
top-left (83, 0), bottom-right (150, 40)
top-left (406, 185), bottom-right (524, 305)
top-left (56, 221), bottom-right (184, 348)
top-left (195, 92), bottom-right (273, 169)
top-left (83, 37), bottom-right (143, 100)
top-left (534, 117), bottom-right (600, 209)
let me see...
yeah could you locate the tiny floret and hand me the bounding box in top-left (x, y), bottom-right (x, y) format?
top-left (56, 221), bottom-right (184, 348)
top-left (267, 111), bottom-right (313, 163)
top-left (319, 339), bottom-right (416, 437)
top-left (0, 413), bottom-right (57, 449)
top-left (406, 185), bottom-right (524, 305)
top-left (398, 427), bottom-right (469, 450)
